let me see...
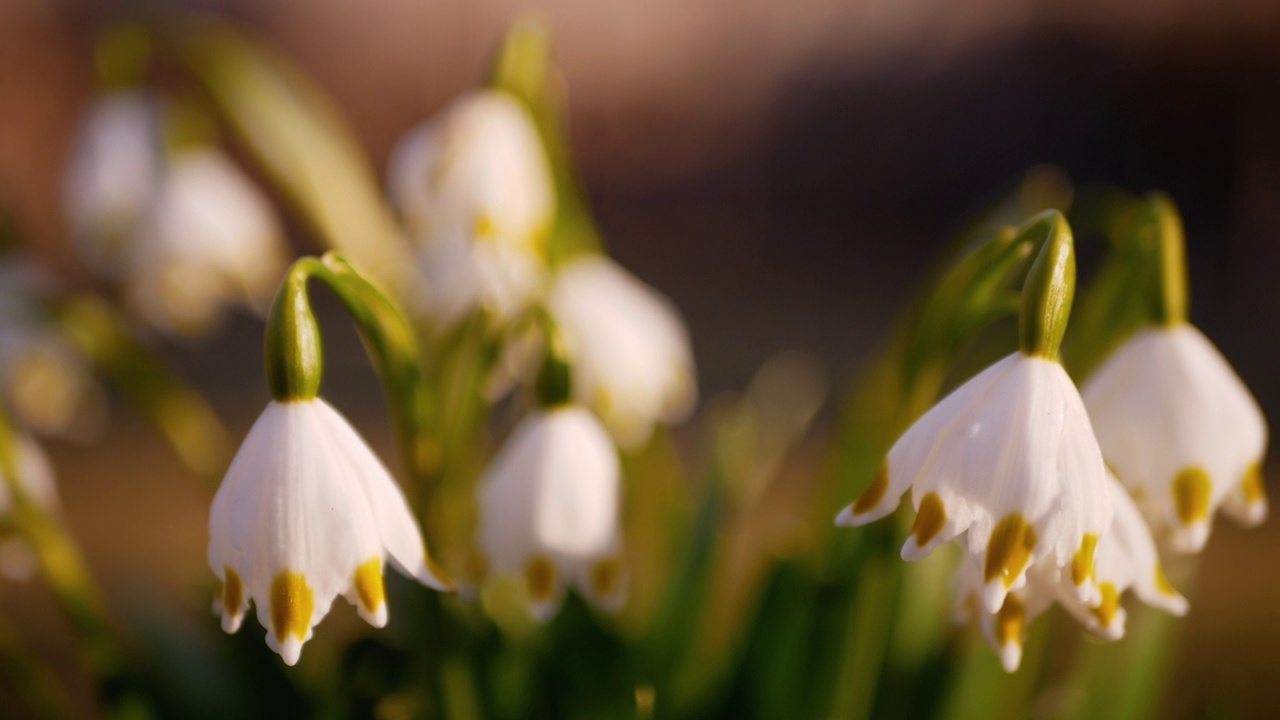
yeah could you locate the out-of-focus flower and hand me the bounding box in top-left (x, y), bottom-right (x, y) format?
top-left (1083, 324), bottom-right (1268, 553)
top-left (388, 91), bottom-right (553, 328)
top-left (0, 433), bottom-right (60, 580)
top-left (208, 398), bottom-right (452, 665)
top-left (63, 92), bottom-right (162, 274)
top-left (547, 256), bottom-right (697, 449)
top-left (954, 472), bottom-right (1187, 672)
top-left (837, 351), bottom-right (1113, 615)
top-left (126, 148), bottom-right (288, 336)
top-left (476, 405), bottom-right (624, 619)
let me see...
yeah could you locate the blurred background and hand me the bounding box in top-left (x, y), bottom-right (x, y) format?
top-left (2, 0), bottom-right (1279, 716)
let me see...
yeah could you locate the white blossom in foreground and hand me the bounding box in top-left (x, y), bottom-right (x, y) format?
top-left (1084, 324), bottom-right (1268, 553)
top-left (126, 148), bottom-right (288, 336)
top-left (208, 398), bottom-right (452, 665)
top-left (63, 92), bottom-right (161, 275)
top-left (836, 351), bottom-right (1113, 614)
top-left (0, 434), bottom-right (60, 580)
top-left (954, 472), bottom-right (1188, 671)
top-left (477, 406), bottom-right (624, 619)
top-left (388, 91), bottom-right (553, 328)
top-left (548, 256), bottom-right (697, 449)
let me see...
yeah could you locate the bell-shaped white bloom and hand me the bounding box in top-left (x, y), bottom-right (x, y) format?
top-left (208, 398), bottom-right (451, 666)
top-left (388, 91), bottom-right (553, 328)
top-left (547, 256), bottom-right (697, 449)
top-left (0, 433), bottom-right (60, 580)
top-left (954, 472), bottom-right (1188, 672)
top-left (64, 92), bottom-right (161, 275)
top-left (476, 405), bottom-right (624, 619)
top-left (126, 148), bottom-right (288, 336)
top-left (837, 351), bottom-right (1112, 614)
top-left (1083, 324), bottom-right (1268, 553)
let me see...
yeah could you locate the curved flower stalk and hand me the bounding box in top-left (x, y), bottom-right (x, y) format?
top-left (547, 255), bottom-right (697, 449)
top-left (476, 333), bottom-right (624, 619)
top-left (388, 90), bottom-right (554, 329)
top-left (1082, 195), bottom-right (1266, 553)
top-left (954, 473), bottom-right (1187, 672)
top-left (0, 433), bottom-right (59, 580)
top-left (63, 91), bottom-right (162, 275)
top-left (209, 255), bottom-right (452, 665)
top-left (836, 211), bottom-right (1113, 615)
top-left (126, 147), bottom-right (289, 336)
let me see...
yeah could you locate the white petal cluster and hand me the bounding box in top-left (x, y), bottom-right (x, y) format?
top-left (837, 352), bottom-right (1113, 614)
top-left (388, 91), bottom-right (553, 328)
top-left (476, 406), bottom-right (624, 619)
top-left (208, 398), bottom-right (451, 665)
top-left (1084, 325), bottom-right (1267, 552)
top-left (548, 256), bottom-right (697, 449)
top-left (63, 92), bottom-right (161, 274)
top-left (127, 148), bottom-right (288, 336)
top-left (954, 473), bottom-right (1187, 671)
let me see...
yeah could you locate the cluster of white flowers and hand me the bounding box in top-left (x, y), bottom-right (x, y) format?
top-left (64, 92), bottom-right (288, 336)
top-left (837, 221), bottom-right (1266, 671)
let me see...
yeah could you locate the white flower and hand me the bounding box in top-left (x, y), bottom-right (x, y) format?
top-left (126, 148), bottom-right (288, 336)
top-left (476, 405), bottom-right (624, 619)
top-left (547, 256), bottom-right (697, 449)
top-left (0, 433), bottom-right (60, 581)
top-left (836, 351), bottom-right (1112, 614)
top-left (1083, 324), bottom-right (1268, 552)
top-left (63, 92), bottom-right (161, 275)
top-left (208, 398), bottom-right (451, 665)
top-left (388, 90), bottom-right (553, 328)
top-left (954, 472), bottom-right (1188, 672)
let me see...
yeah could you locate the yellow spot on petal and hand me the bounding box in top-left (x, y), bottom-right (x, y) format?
top-left (524, 556), bottom-right (557, 603)
top-left (995, 594), bottom-right (1026, 649)
top-left (270, 572), bottom-right (315, 643)
top-left (1090, 582), bottom-right (1121, 628)
top-left (1172, 467), bottom-right (1212, 525)
top-left (353, 559), bottom-right (385, 615)
top-left (222, 567), bottom-right (243, 612)
top-left (910, 492), bottom-right (947, 546)
top-left (852, 464), bottom-right (889, 515)
top-left (1242, 462), bottom-right (1266, 505)
top-left (1071, 534), bottom-right (1099, 586)
top-left (1153, 564), bottom-right (1178, 597)
top-left (474, 214), bottom-right (497, 240)
top-left (590, 557), bottom-right (622, 599)
top-left (984, 514), bottom-right (1037, 588)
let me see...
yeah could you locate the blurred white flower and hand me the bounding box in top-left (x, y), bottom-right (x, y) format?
top-left (837, 351), bottom-right (1112, 614)
top-left (547, 256), bottom-right (697, 449)
top-left (388, 90), bottom-right (553, 328)
top-left (0, 433), bottom-right (60, 581)
top-left (477, 405), bottom-right (624, 619)
top-left (126, 148), bottom-right (288, 336)
top-left (63, 92), bottom-right (162, 275)
top-left (1083, 324), bottom-right (1267, 553)
top-left (954, 472), bottom-right (1188, 672)
top-left (208, 398), bottom-right (452, 666)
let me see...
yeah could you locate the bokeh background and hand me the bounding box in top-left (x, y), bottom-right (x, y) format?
top-left (1, 0), bottom-right (1279, 716)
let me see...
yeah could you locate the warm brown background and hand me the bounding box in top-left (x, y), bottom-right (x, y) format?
top-left (2, 0), bottom-right (1279, 717)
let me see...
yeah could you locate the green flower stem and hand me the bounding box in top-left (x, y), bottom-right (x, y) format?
top-left (55, 296), bottom-right (232, 482)
top-left (1017, 210), bottom-right (1076, 359)
top-left (0, 411), bottom-right (148, 718)
top-left (266, 254), bottom-right (437, 497)
top-left (1145, 192), bottom-right (1189, 326)
top-left (0, 612), bottom-right (78, 719)
top-left (533, 314), bottom-right (572, 408)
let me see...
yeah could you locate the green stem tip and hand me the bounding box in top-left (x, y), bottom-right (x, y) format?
top-left (1144, 192), bottom-right (1188, 326)
top-left (265, 259), bottom-right (325, 402)
top-left (1017, 210), bottom-right (1076, 359)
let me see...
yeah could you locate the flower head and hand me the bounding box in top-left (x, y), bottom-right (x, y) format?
top-left (388, 90), bottom-right (553, 328)
top-left (548, 256), bottom-right (697, 449)
top-left (477, 405), bottom-right (624, 619)
top-left (1083, 324), bottom-right (1267, 552)
top-left (208, 398), bottom-right (451, 665)
top-left (127, 148), bottom-right (288, 336)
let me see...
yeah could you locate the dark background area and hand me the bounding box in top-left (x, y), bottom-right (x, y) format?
top-left (1, 0), bottom-right (1278, 715)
